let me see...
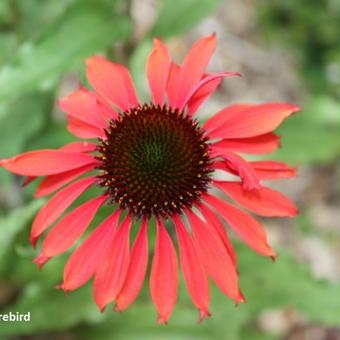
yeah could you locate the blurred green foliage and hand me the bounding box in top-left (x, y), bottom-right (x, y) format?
top-left (0, 0), bottom-right (339, 339)
top-left (260, 0), bottom-right (340, 166)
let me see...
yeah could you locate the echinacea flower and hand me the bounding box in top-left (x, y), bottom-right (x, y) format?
top-left (0, 33), bottom-right (299, 323)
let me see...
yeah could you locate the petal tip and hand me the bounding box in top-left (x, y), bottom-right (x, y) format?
top-left (33, 253), bottom-right (50, 269)
top-left (198, 309), bottom-right (211, 323)
top-left (156, 315), bottom-right (169, 325)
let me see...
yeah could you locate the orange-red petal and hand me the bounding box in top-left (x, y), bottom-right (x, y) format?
top-left (115, 219), bottom-right (149, 311)
top-left (185, 209), bottom-right (242, 302)
top-left (30, 176), bottom-right (96, 247)
top-left (175, 33), bottom-right (216, 108)
top-left (86, 56), bottom-right (138, 111)
top-left (251, 161), bottom-right (297, 180)
top-left (34, 163), bottom-right (95, 197)
top-left (173, 215), bottom-right (210, 320)
top-left (203, 194), bottom-right (276, 257)
top-left (147, 38), bottom-right (171, 105)
top-left (93, 215), bottom-right (132, 311)
top-left (1, 150), bottom-right (96, 176)
top-left (214, 180), bottom-right (298, 217)
top-left (59, 90), bottom-right (107, 129)
top-left (198, 203), bottom-right (237, 267)
top-left (150, 219), bottom-right (178, 324)
top-left (61, 211), bottom-right (121, 291)
top-left (211, 150), bottom-right (260, 190)
top-left (41, 195), bottom-right (106, 258)
top-left (187, 74), bottom-right (222, 115)
top-left (207, 103), bottom-right (300, 139)
top-left (211, 133), bottom-right (280, 155)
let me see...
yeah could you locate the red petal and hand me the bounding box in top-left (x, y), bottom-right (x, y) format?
top-left (211, 150), bottom-right (260, 190)
top-left (203, 194), bottom-right (276, 257)
top-left (30, 176), bottom-right (96, 247)
top-left (185, 209), bottom-right (241, 302)
top-left (251, 161), bottom-right (297, 180)
top-left (22, 176), bottom-right (36, 187)
top-left (166, 62), bottom-right (181, 108)
top-left (80, 86), bottom-right (119, 120)
top-left (61, 211), bottom-right (120, 291)
top-left (188, 74), bottom-right (222, 115)
top-left (34, 163), bottom-right (95, 197)
top-left (198, 203), bottom-right (237, 267)
top-left (59, 90), bottom-right (107, 129)
top-left (60, 141), bottom-right (97, 153)
top-left (115, 219), bottom-right (149, 312)
top-left (147, 38), bottom-right (171, 105)
top-left (150, 219), bottom-right (178, 324)
top-left (175, 34), bottom-right (216, 109)
top-left (67, 115), bottom-right (106, 139)
top-left (173, 215), bottom-right (210, 320)
top-left (86, 56), bottom-right (138, 111)
top-left (203, 104), bottom-right (252, 131)
top-left (211, 133), bottom-right (280, 155)
top-left (214, 181), bottom-right (298, 217)
top-left (41, 195), bottom-right (106, 258)
top-left (207, 103), bottom-right (300, 139)
top-left (93, 215), bottom-right (132, 311)
top-left (1, 150), bottom-right (96, 176)
top-left (181, 72), bottom-right (240, 111)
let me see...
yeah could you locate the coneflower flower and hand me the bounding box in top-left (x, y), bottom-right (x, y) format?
top-left (0, 34), bottom-right (299, 323)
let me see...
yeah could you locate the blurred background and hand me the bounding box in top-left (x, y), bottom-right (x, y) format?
top-left (0, 0), bottom-right (340, 339)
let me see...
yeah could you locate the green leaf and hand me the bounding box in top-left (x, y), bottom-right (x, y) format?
top-left (151, 0), bottom-right (222, 37)
top-left (0, 3), bottom-right (131, 101)
top-left (3, 244), bottom-right (339, 339)
top-left (0, 200), bottom-right (44, 275)
top-left (0, 94), bottom-right (51, 158)
top-left (270, 96), bottom-right (340, 165)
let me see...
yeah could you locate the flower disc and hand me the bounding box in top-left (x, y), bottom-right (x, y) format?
top-left (97, 104), bottom-right (212, 218)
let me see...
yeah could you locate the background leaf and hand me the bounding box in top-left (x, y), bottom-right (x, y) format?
top-left (151, 0), bottom-right (222, 37)
top-left (0, 2), bottom-right (131, 101)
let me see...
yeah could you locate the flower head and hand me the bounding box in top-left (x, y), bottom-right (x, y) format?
top-left (0, 34), bottom-right (299, 323)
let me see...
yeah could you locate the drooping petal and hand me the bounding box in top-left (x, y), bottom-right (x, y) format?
top-left (115, 219), bottom-right (149, 312)
top-left (40, 195), bottom-right (106, 259)
top-left (172, 215), bottom-right (210, 321)
top-left (166, 62), bottom-right (181, 108)
top-left (175, 33), bottom-right (216, 109)
top-left (187, 74), bottom-right (222, 115)
top-left (203, 104), bottom-right (252, 132)
top-left (214, 180), bottom-right (298, 217)
top-left (86, 56), bottom-right (138, 111)
top-left (147, 38), bottom-right (171, 105)
top-left (30, 176), bottom-right (96, 247)
top-left (207, 103), bottom-right (300, 139)
top-left (93, 215), bottom-right (132, 311)
top-left (203, 193), bottom-right (276, 257)
top-left (150, 219), bottom-right (178, 324)
top-left (34, 163), bottom-right (95, 198)
top-left (67, 115), bottom-right (106, 139)
top-left (211, 150), bottom-right (260, 190)
top-left (60, 211), bottom-right (121, 291)
top-left (1, 150), bottom-right (96, 176)
top-left (198, 203), bottom-right (237, 267)
top-left (211, 133), bottom-right (280, 155)
top-left (185, 209), bottom-right (242, 302)
top-left (181, 72), bottom-right (240, 111)
top-left (59, 90), bottom-right (107, 129)
top-left (250, 161), bottom-right (297, 180)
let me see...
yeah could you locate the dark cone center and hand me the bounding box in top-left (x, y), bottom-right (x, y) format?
top-left (96, 104), bottom-right (212, 218)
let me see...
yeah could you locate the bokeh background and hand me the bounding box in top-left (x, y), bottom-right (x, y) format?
top-left (0, 0), bottom-right (340, 339)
